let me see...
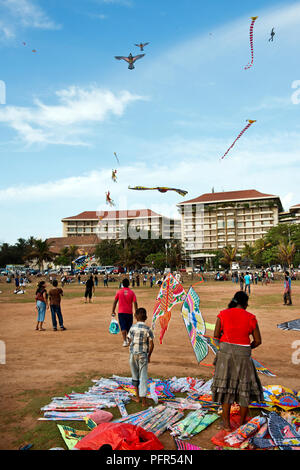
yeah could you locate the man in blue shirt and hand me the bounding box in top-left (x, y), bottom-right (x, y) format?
top-left (244, 272), bottom-right (251, 295)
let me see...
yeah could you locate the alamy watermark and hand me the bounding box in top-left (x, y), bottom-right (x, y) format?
top-left (0, 340), bottom-right (6, 364)
top-left (291, 80), bottom-right (300, 104)
top-left (291, 340), bottom-right (300, 365)
top-left (0, 80), bottom-right (6, 104)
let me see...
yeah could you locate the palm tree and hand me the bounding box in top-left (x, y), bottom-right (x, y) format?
top-left (220, 245), bottom-right (237, 273)
top-left (277, 241), bottom-right (296, 271)
top-left (26, 239), bottom-right (54, 271)
top-left (241, 243), bottom-right (255, 267)
top-left (253, 238), bottom-right (271, 266)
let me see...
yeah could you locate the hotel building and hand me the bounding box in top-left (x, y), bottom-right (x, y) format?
top-left (177, 190), bottom-right (283, 260)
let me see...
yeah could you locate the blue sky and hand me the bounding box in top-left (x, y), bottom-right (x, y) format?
top-left (0, 0), bottom-right (299, 243)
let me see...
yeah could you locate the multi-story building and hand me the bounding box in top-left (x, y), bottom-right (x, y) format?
top-left (279, 204), bottom-right (300, 225)
top-left (62, 209), bottom-right (181, 240)
top-left (177, 190), bottom-right (283, 262)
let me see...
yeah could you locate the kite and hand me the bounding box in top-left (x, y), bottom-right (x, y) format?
top-left (244, 16), bottom-right (258, 70)
top-left (114, 152), bottom-right (120, 165)
top-left (268, 28), bottom-right (275, 42)
top-left (32, 49), bottom-right (37, 53)
top-left (114, 53), bottom-right (145, 70)
top-left (112, 169), bottom-right (117, 182)
top-left (277, 319), bottom-right (300, 332)
top-left (181, 287), bottom-right (208, 363)
top-left (220, 120), bottom-right (256, 160)
top-left (128, 186), bottom-right (188, 197)
top-left (135, 42), bottom-right (150, 51)
top-left (105, 191), bottom-right (115, 207)
top-left (152, 273), bottom-right (186, 344)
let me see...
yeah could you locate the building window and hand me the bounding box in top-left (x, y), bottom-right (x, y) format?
top-left (227, 219), bottom-right (235, 228)
top-left (217, 220), bottom-right (225, 229)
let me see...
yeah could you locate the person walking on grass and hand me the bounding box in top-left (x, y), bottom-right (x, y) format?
top-left (35, 281), bottom-right (49, 331)
top-left (84, 275), bottom-right (95, 303)
top-left (211, 291), bottom-right (263, 431)
top-left (283, 271), bottom-right (292, 306)
top-left (244, 272), bottom-right (251, 295)
top-left (111, 278), bottom-right (137, 347)
top-left (127, 307), bottom-right (154, 407)
top-left (49, 280), bottom-right (67, 331)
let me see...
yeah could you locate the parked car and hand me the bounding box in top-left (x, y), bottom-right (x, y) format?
top-left (113, 266), bottom-right (125, 274)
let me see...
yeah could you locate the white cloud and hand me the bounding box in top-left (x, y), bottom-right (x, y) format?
top-left (0, 0), bottom-right (60, 40)
top-left (0, 86), bottom-right (145, 145)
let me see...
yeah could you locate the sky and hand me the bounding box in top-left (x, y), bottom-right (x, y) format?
top-left (0, 0), bottom-right (299, 243)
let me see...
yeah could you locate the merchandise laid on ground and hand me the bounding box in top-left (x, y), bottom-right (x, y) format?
top-left (39, 375), bottom-right (300, 450)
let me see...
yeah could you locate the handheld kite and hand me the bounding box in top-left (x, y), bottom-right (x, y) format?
top-left (152, 273), bottom-right (186, 344)
top-left (277, 319), bottom-right (300, 332)
top-left (244, 16), bottom-right (258, 70)
top-left (135, 42), bottom-right (150, 51)
top-left (105, 191), bottom-right (115, 207)
top-left (268, 28), bottom-right (275, 42)
top-left (114, 53), bottom-right (145, 70)
top-left (128, 186), bottom-right (188, 197)
top-left (181, 287), bottom-right (209, 363)
top-left (220, 120), bottom-right (256, 160)
top-left (112, 170), bottom-right (117, 182)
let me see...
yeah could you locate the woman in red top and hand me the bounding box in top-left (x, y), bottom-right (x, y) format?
top-left (211, 291), bottom-right (263, 430)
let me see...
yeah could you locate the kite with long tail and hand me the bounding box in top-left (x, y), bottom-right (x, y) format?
top-left (244, 16), bottom-right (258, 70)
top-left (220, 120), bottom-right (256, 160)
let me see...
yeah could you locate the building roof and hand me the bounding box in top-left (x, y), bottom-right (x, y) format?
top-left (47, 235), bottom-right (99, 255)
top-left (178, 189), bottom-right (280, 205)
top-left (290, 204), bottom-right (300, 209)
top-left (62, 209), bottom-right (163, 221)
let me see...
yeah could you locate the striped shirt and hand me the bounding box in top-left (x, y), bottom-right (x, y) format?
top-left (128, 322), bottom-right (154, 354)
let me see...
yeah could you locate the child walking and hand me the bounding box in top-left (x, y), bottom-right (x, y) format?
top-left (127, 308), bottom-right (154, 407)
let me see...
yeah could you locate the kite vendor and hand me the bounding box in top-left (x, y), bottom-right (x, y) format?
top-left (35, 281), bottom-right (49, 331)
top-left (211, 291), bottom-right (264, 431)
top-left (49, 280), bottom-right (67, 332)
top-left (84, 275), bottom-right (95, 304)
top-left (127, 307), bottom-right (154, 407)
top-left (112, 278), bottom-right (138, 347)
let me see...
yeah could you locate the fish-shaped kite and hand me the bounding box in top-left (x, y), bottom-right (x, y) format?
top-left (277, 319), bottom-right (300, 332)
top-left (220, 120), bottom-right (256, 160)
top-left (128, 186), bottom-right (188, 197)
top-left (135, 42), bottom-right (150, 51)
top-left (112, 169), bottom-right (117, 182)
top-left (244, 16), bottom-right (258, 70)
top-left (114, 53), bottom-right (145, 70)
top-left (105, 191), bottom-right (115, 207)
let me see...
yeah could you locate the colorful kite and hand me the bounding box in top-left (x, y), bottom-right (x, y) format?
top-left (181, 287), bottom-right (208, 363)
top-left (128, 186), bottom-right (188, 197)
top-left (112, 170), bottom-right (117, 182)
top-left (244, 16), bottom-right (258, 70)
top-left (114, 152), bottom-right (120, 165)
top-left (268, 28), bottom-right (275, 42)
top-left (277, 319), bottom-right (300, 332)
top-left (114, 53), bottom-right (145, 70)
top-left (105, 191), bottom-right (115, 207)
top-left (135, 42), bottom-right (150, 51)
top-left (220, 120), bottom-right (256, 160)
top-left (152, 273), bottom-right (186, 344)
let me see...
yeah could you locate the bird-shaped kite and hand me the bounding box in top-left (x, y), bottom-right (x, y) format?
top-left (135, 42), bottom-right (150, 51)
top-left (277, 319), bottom-right (300, 332)
top-left (128, 186), bottom-right (188, 197)
top-left (244, 16), bottom-right (258, 70)
top-left (112, 169), bottom-right (117, 182)
top-left (114, 53), bottom-right (145, 70)
top-left (269, 28), bottom-right (275, 42)
top-left (220, 120), bottom-right (256, 160)
top-left (105, 191), bottom-right (115, 207)
top-left (114, 152), bottom-right (120, 165)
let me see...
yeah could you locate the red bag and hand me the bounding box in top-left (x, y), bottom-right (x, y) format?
top-left (74, 423), bottom-right (164, 451)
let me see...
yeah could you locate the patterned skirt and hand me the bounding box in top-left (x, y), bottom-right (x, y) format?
top-left (211, 342), bottom-right (264, 408)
